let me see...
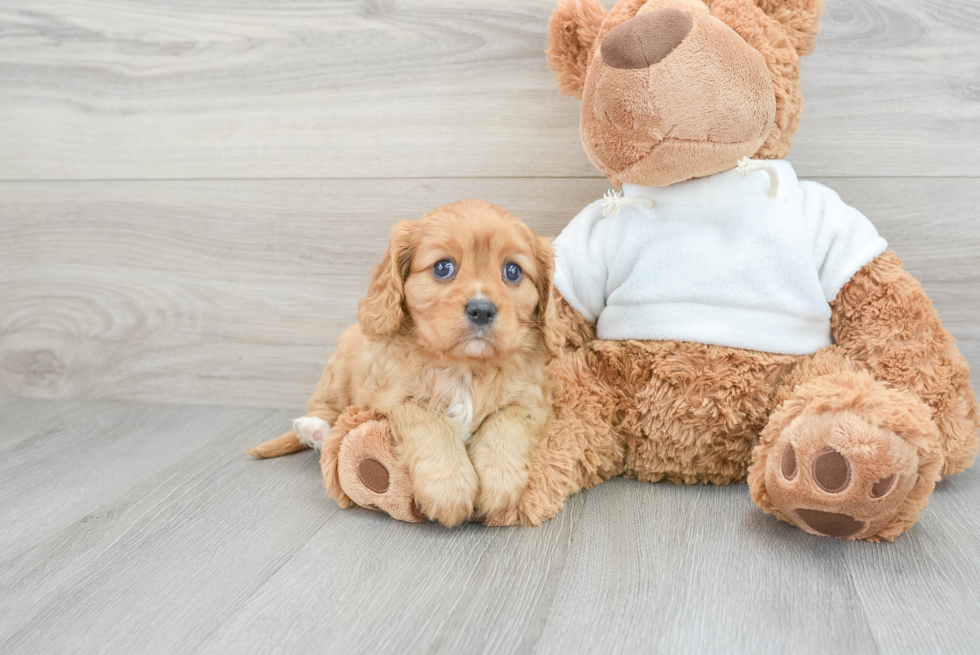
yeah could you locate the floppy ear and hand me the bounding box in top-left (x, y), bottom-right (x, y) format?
top-left (546, 0), bottom-right (607, 97)
top-left (357, 221), bottom-right (416, 340)
top-left (755, 0), bottom-right (824, 55)
top-left (714, 0), bottom-right (824, 56)
top-left (531, 234), bottom-right (565, 358)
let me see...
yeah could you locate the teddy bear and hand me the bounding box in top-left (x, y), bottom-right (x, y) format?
top-left (317, 0), bottom-right (979, 541)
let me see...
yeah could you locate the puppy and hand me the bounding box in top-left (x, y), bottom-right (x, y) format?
top-left (249, 199), bottom-right (562, 526)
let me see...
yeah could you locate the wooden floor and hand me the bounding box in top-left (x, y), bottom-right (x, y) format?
top-left (2, 0), bottom-right (980, 652)
top-left (1, 396), bottom-right (979, 654)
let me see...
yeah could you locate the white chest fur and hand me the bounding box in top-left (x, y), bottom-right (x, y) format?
top-left (432, 367), bottom-right (477, 441)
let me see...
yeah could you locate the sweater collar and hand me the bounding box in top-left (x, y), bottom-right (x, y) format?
top-left (621, 160), bottom-right (798, 207)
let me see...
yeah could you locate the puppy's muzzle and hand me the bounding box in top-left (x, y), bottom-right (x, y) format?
top-left (465, 299), bottom-right (496, 327)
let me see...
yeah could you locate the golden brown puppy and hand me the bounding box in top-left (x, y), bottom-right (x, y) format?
top-left (249, 199), bottom-right (562, 526)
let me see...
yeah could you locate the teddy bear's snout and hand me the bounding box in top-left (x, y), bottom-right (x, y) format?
top-left (601, 8), bottom-right (693, 69)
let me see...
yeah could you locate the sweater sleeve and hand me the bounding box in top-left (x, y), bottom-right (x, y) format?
top-left (800, 181), bottom-right (888, 303)
top-left (551, 200), bottom-right (610, 324)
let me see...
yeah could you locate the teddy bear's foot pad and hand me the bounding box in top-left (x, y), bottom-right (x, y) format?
top-left (793, 509), bottom-right (865, 538)
top-left (765, 411), bottom-right (919, 540)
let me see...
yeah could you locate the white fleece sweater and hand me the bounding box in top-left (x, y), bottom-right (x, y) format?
top-left (552, 160), bottom-right (887, 356)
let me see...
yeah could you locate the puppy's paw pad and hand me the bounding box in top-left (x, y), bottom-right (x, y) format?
top-left (292, 416), bottom-right (332, 450)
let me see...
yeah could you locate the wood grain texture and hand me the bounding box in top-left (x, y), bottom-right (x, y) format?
top-left (0, 0), bottom-right (977, 181)
top-left (0, 400), bottom-right (276, 561)
top-left (0, 397), bottom-right (978, 654)
top-left (1, 176), bottom-right (977, 408)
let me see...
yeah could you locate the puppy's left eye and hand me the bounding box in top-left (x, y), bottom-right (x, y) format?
top-left (433, 259), bottom-right (456, 280)
top-left (503, 262), bottom-right (523, 283)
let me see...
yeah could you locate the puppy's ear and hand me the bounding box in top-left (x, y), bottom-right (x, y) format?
top-left (532, 234), bottom-right (565, 358)
top-left (547, 0), bottom-right (607, 97)
top-left (358, 221), bottom-right (416, 340)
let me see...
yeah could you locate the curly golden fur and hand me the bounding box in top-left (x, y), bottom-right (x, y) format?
top-left (251, 199), bottom-right (558, 527)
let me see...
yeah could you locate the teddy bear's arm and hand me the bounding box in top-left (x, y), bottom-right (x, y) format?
top-left (553, 287), bottom-right (597, 352)
top-left (831, 251), bottom-right (979, 475)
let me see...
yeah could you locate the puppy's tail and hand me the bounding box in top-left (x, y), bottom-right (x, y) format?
top-left (247, 430), bottom-right (310, 459)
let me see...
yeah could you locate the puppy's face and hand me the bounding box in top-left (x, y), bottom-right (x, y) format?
top-left (358, 199), bottom-right (558, 362)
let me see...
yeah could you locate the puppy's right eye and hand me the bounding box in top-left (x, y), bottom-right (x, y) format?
top-left (432, 259), bottom-right (456, 280)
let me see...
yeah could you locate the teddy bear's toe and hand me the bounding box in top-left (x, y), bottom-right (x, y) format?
top-left (356, 457), bottom-right (390, 494)
top-left (762, 411), bottom-right (920, 540)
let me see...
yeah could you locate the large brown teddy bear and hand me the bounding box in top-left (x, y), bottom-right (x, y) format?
top-left (315, 0), bottom-right (978, 541)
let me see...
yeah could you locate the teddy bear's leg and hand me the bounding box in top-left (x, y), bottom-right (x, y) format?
top-left (832, 251), bottom-right (979, 476)
top-left (320, 407), bottom-right (423, 523)
top-left (484, 346), bottom-right (626, 527)
top-left (748, 347), bottom-right (944, 541)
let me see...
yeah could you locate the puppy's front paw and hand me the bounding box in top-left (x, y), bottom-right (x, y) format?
top-left (473, 459), bottom-right (529, 519)
top-left (293, 416), bottom-right (332, 450)
top-left (414, 463), bottom-right (478, 527)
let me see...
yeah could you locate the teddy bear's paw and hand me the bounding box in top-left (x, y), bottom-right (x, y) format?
top-left (334, 418), bottom-right (424, 523)
top-left (293, 416), bottom-right (332, 450)
top-left (763, 411), bottom-right (921, 540)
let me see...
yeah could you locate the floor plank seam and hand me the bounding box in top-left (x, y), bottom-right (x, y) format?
top-left (840, 548), bottom-right (884, 655)
top-left (188, 516), bottom-right (337, 652)
top-left (530, 494), bottom-right (586, 654)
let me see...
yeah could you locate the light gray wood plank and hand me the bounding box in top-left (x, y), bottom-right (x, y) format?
top-left (2, 176), bottom-right (977, 408)
top-left (533, 480), bottom-right (881, 654)
top-left (0, 0), bottom-right (976, 181)
top-left (0, 401), bottom-right (318, 652)
top-left (1, 398), bottom-right (977, 655)
top-left (529, 473), bottom-right (980, 655)
top-left (792, 0), bottom-right (980, 177)
top-left (196, 497), bottom-right (584, 655)
top-left (0, 396), bottom-right (97, 451)
top-left (0, 399), bottom-right (281, 562)
top-left (844, 470), bottom-right (980, 653)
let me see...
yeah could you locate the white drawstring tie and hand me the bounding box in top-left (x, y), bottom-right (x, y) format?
top-left (603, 159), bottom-right (778, 218)
top-left (601, 189), bottom-right (656, 219)
top-left (735, 157), bottom-right (780, 198)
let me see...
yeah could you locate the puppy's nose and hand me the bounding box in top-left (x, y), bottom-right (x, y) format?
top-left (465, 299), bottom-right (497, 327)
top-left (600, 8), bottom-right (693, 69)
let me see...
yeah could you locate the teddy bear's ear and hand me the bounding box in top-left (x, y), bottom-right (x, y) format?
top-left (747, 0), bottom-right (825, 56)
top-left (546, 0), bottom-right (608, 97)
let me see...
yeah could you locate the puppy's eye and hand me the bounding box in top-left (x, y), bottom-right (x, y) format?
top-left (503, 262), bottom-right (523, 283)
top-left (432, 259), bottom-right (456, 280)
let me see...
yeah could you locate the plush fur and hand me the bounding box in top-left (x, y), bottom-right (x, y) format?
top-left (546, 0), bottom-right (821, 185)
top-left (313, 0), bottom-right (977, 541)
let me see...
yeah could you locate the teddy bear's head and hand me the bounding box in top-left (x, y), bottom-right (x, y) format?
top-left (547, 0), bottom-right (824, 186)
